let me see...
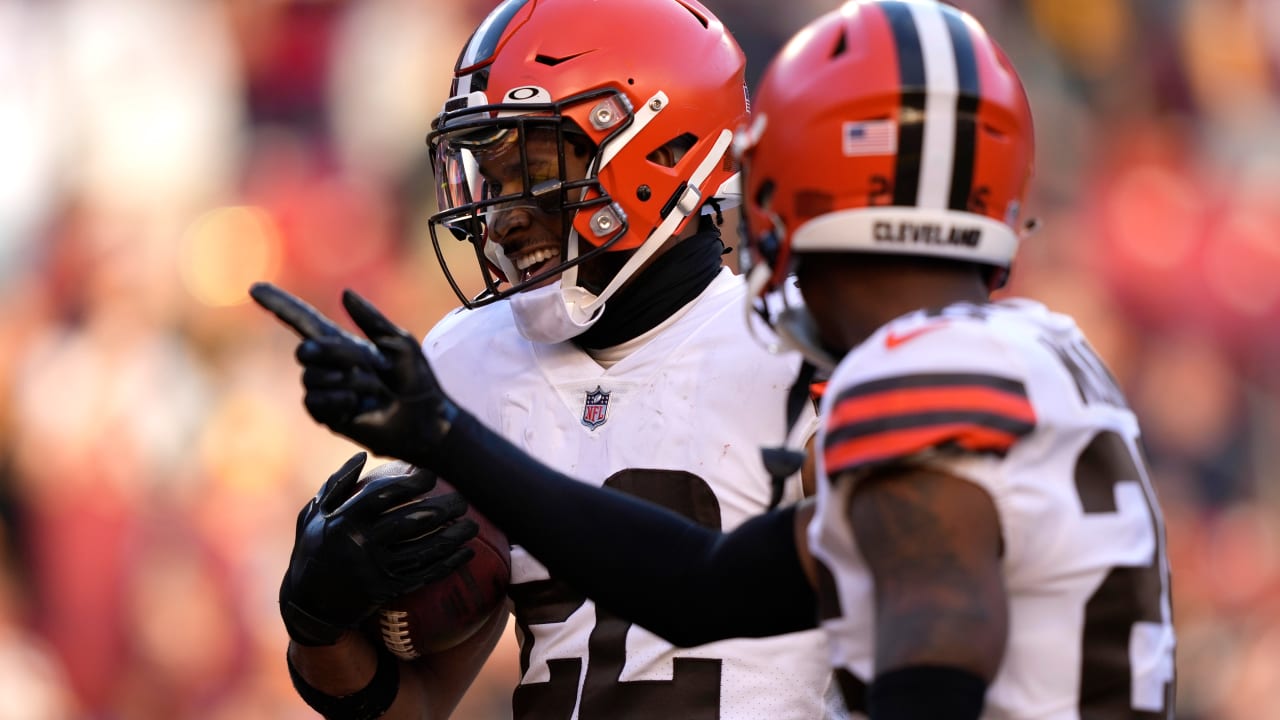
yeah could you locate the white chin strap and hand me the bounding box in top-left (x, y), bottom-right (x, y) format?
top-left (705, 172), bottom-right (741, 212)
top-left (574, 127), bottom-right (737, 316)
top-left (509, 280), bottom-right (603, 344)
top-left (743, 263), bottom-right (837, 372)
top-left (510, 127), bottom-right (736, 345)
top-left (507, 223), bottom-right (603, 344)
top-left (774, 306), bottom-right (837, 373)
top-left (484, 239), bottom-right (520, 284)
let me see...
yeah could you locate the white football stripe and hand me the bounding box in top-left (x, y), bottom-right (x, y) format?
top-left (908, 2), bottom-right (958, 210)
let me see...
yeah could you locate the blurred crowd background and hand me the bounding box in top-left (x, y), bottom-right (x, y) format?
top-left (0, 0), bottom-right (1276, 717)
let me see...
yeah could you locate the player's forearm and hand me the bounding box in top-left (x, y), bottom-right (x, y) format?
top-left (401, 603), bottom-right (512, 719)
top-left (429, 409), bottom-right (817, 646)
top-left (288, 633), bottom-right (381, 697)
top-left (287, 633), bottom-right (423, 719)
top-left (287, 615), bottom-right (504, 720)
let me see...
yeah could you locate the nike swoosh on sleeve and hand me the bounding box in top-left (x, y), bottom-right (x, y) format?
top-left (884, 323), bottom-right (949, 349)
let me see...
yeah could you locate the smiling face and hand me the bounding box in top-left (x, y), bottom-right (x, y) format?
top-left (473, 126), bottom-right (595, 289)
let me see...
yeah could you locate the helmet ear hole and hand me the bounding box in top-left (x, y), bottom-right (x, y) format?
top-left (646, 133), bottom-right (699, 167)
top-left (563, 125), bottom-right (596, 158)
top-left (759, 229), bottom-right (781, 266)
top-left (754, 178), bottom-right (776, 210)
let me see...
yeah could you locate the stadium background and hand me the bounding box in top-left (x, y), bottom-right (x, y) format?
top-left (0, 0), bottom-right (1276, 717)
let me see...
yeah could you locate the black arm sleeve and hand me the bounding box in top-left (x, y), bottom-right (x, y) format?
top-left (429, 410), bottom-right (817, 647)
top-left (868, 665), bottom-right (987, 720)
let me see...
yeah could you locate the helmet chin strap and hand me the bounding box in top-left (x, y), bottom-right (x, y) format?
top-left (508, 123), bottom-right (735, 344)
top-left (575, 128), bottom-right (736, 317)
top-left (761, 359), bottom-right (818, 510)
top-left (484, 239), bottom-right (521, 284)
top-left (743, 264), bottom-right (831, 509)
top-left (743, 262), bottom-right (786, 355)
top-left (491, 90), bottom-right (673, 294)
top-left (773, 306), bottom-right (838, 373)
top-left (743, 263), bottom-right (838, 373)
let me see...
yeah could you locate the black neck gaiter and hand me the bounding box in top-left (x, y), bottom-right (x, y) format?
top-left (573, 227), bottom-right (726, 351)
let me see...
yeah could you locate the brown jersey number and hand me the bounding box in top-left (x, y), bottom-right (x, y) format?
top-left (1074, 430), bottom-right (1175, 718)
top-left (1055, 337), bottom-right (1175, 718)
top-left (510, 469), bottom-right (723, 720)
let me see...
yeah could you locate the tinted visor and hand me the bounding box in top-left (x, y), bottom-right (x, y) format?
top-left (430, 115), bottom-right (600, 238)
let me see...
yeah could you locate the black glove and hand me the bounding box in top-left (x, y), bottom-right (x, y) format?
top-left (280, 451), bottom-right (478, 646)
top-left (250, 282), bottom-right (458, 468)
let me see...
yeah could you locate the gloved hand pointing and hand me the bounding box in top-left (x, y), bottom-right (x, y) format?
top-left (250, 282), bottom-right (459, 467)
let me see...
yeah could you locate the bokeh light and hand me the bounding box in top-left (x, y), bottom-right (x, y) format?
top-left (179, 205), bottom-right (284, 308)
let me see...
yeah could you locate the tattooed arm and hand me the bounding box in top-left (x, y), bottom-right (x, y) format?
top-left (848, 466), bottom-right (1006, 719)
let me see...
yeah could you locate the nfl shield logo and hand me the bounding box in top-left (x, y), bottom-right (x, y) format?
top-left (581, 386), bottom-right (610, 430)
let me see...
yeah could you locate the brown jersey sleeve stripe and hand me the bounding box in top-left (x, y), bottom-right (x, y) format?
top-left (830, 372), bottom-right (1029, 402)
top-left (826, 408), bottom-right (1035, 449)
top-left (825, 421), bottom-right (1027, 475)
top-left (829, 384), bottom-right (1035, 428)
top-left (822, 372), bottom-right (1036, 474)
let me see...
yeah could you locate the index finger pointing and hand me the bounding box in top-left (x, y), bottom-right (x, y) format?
top-left (249, 282), bottom-right (344, 341)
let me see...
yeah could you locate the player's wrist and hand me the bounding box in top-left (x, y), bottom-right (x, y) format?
top-left (287, 641), bottom-right (400, 719)
top-left (281, 598), bottom-right (352, 647)
top-left (401, 393), bottom-right (466, 470)
top-left (280, 556), bottom-right (375, 647)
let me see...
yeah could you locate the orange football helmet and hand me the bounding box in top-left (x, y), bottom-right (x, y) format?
top-left (428, 0), bottom-right (748, 308)
top-left (739, 0), bottom-right (1035, 326)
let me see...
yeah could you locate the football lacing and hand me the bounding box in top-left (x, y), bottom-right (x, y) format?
top-left (379, 609), bottom-right (420, 660)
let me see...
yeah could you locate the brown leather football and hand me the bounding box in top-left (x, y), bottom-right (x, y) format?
top-left (360, 462), bottom-right (511, 658)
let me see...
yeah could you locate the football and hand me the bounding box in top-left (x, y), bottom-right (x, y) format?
top-left (360, 461), bottom-right (511, 658)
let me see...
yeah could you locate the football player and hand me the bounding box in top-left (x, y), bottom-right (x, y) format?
top-left (257, 1), bottom-right (1176, 718)
top-left (269, 0), bottom-right (840, 718)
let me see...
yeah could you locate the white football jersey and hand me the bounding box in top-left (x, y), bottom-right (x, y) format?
top-left (427, 268), bottom-right (839, 720)
top-left (808, 299), bottom-right (1175, 720)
